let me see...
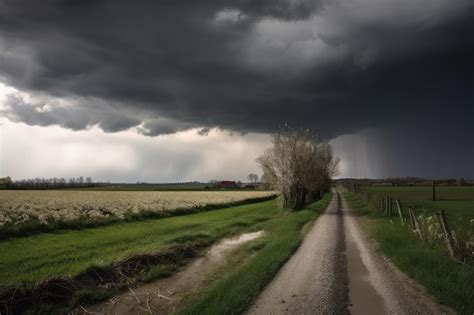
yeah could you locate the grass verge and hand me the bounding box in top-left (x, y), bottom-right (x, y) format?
top-left (0, 197), bottom-right (285, 313)
top-left (178, 193), bottom-right (332, 314)
top-left (0, 199), bottom-right (279, 288)
top-left (342, 189), bottom-right (474, 315)
top-left (0, 242), bottom-right (205, 314)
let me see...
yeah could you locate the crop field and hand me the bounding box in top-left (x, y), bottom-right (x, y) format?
top-left (0, 190), bottom-right (275, 237)
top-left (361, 186), bottom-right (474, 224)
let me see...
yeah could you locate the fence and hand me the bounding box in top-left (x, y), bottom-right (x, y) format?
top-left (346, 185), bottom-right (473, 264)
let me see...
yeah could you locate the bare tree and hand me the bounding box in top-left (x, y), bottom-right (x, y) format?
top-left (257, 124), bottom-right (339, 209)
top-left (247, 173), bottom-right (259, 184)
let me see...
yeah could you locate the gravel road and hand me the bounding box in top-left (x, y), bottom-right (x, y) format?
top-left (248, 189), bottom-right (453, 315)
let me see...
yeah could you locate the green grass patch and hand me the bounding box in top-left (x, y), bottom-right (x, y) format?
top-left (0, 195), bottom-right (276, 240)
top-left (362, 186), bottom-right (474, 224)
top-left (0, 199), bottom-right (278, 289)
top-left (138, 263), bottom-right (181, 282)
top-left (343, 190), bottom-right (474, 315)
top-left (178, 193), bottom-right (332, 315)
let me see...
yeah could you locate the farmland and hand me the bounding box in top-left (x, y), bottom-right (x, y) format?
top-left (0, 190), bottom-right (275, 238)
top-left (361, 185), bottom-right (474, 225)
top-left (0, 193), bottom-right (331, 313)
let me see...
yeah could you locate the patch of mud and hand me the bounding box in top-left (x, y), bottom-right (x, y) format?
top-left (333, 192), bottom-right (350, 315)
top-left (344, 226), bottom-right (386, 314)
top-left (0, 242), bottom-right (206, 314)
top-left (81, 230), bottom-right (265, 315)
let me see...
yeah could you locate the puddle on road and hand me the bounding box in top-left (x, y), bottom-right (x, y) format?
top-left (345, 232), bottom-right (386, 315)
top-left (83, 230), bottom-right (265, 315)
top-left (208, 230), bottom-right (264, 263)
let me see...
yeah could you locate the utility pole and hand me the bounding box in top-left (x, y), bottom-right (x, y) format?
top-left (432, 180), bottom-right (436, 201)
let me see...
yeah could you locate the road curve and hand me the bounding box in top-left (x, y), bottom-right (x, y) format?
top-left (248, 190), bottom-right (453, 315)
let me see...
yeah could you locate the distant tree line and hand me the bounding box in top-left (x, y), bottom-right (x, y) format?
top-left (3, 177), bottom-right (104, 189)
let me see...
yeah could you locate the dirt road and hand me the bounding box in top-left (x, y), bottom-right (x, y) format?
top-left (81, 231), bottom-right (265, 314)
top-left (248, 190), bottom-right (452, 314)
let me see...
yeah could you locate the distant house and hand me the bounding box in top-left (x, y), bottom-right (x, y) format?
top-left (215, 181), bottom-right (239, 189)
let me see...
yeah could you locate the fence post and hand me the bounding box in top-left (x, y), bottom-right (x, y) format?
top-left (408, 207), bottom-right (415, 227)
top-left (409, 208), bottom-right (423, 240)
top-left (388, 197), bottom-right (393, 217)
top-left (436, 210), bottom-right (456, 260)
top-left (395, 199), bottom-right (404, 225)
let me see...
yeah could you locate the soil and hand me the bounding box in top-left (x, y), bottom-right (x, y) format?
top-left (80, 231), bottom-right (264, 314)
top-left (0, 242), bottom-right (205, 315)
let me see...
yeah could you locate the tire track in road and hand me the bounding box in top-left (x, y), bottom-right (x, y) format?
top-left (248, 190), bottom-right (350, 314)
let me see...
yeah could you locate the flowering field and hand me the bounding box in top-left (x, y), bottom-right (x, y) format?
top-left (0, 190), bottom-right (276, 234)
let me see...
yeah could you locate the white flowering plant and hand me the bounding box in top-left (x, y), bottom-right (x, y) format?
top-left (0, 190), bottom-right (276, 237)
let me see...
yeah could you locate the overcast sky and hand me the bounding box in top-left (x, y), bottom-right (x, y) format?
top-left (0, 0), bottom-right (473, 182)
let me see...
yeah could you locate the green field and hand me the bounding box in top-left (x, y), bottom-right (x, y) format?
top-left (0, 190), bottom-right (275, 239)
top-left (343, 188), bottom-right (474, 314)
top-left (0, 200), bottom-right (274, 287)
top-left (0, 194), bottom-right (331, 313)
top-left (362, 186), bottom-right (474, 224)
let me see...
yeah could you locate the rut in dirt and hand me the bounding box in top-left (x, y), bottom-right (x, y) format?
top-left (79, 231), bottom-right (265, 314)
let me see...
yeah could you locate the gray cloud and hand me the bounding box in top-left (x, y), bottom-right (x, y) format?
top-left (0, 0), bottom-right (472, 142)
top-left (1, 94), bottom-right (144, 132)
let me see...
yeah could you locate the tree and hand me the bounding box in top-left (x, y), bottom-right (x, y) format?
top-left (247, 173), bottom-right (259, 184)
top-left (457, 177), bottom-right (466, 186)
top-left (257, 125), bottom-right (339, 209)
top-left (0, 177), bottom-right (12, 187)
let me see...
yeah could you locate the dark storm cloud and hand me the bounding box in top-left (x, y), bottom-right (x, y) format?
top-left (0, 0), bottom-right (472, 140)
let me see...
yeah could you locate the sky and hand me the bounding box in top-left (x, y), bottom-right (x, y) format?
top-left (0, 0), bottom-right (473, 182)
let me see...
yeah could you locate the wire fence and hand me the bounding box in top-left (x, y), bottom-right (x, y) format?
top-left (343, 184), bottom-right (474, 264)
